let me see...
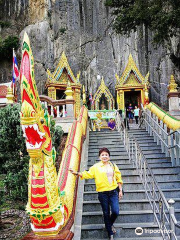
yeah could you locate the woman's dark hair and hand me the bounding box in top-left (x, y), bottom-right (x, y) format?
top-left (99, 148), bottom-right (110, 156)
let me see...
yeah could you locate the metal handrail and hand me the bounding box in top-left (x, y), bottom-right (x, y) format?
top-left (139, 108), bottom-right (180, 166)
top-left (115, 111), bottom-right (180, 240)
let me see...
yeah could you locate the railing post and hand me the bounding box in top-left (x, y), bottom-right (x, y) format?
top-left (170, 130), bottom-right (175, 166)
top-left (51, 105), bottom-right (54, 117)
top-left (164, 124), bottom-right (169, 157)
top-left (57, 106), bottom-right (60, 117)
top-left (149, 112), bottom-right (153, 136)
top-left (63, 105), bottom-right (66, 117)
top-left (160, 120), bottom-right (165, 153)
top-left (152, 181), bottom-right (156, 224)
top-left (152, 114), bottom-right (156, 142)
top-left (175, 132), bottom-right (180, 166)
top-left (144, 161), bottom-right (147, 192)
top-left (168, 199), bottom-right (176, 240)
top-left (156, 116), bottom-right (160, 146)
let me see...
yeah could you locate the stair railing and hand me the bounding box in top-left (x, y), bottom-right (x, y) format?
top-left (140, 105), bottom-right (180, 167)
top-left (115, 111), bottom-right (180, 240)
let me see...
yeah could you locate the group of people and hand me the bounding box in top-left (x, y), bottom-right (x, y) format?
top-left (127, 103), bottom-right (140, 124)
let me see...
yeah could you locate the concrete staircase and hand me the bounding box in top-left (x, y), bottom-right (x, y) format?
top-left (80, 131), bottom-right (164, 240)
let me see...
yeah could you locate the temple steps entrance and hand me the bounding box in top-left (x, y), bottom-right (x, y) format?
top-left (79, 131), bottom-right (163, 240)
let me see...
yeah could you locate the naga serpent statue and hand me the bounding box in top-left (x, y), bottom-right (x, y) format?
top-left (20, 32), bottom-right (87, 237)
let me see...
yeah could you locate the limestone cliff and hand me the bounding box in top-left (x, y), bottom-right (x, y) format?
top-left (0, 0), bottom-right (179, 109)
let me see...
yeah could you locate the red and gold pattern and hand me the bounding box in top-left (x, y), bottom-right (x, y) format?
top-left (20, 33), bottom-right (88, 236)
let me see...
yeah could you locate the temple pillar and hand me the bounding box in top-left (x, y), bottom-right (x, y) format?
top-left (75, 88), bottom-right (81, 118)
top-left (119, 90), bottom-right (124, 110)
top-left (48, 87), bottom-right (56, 100)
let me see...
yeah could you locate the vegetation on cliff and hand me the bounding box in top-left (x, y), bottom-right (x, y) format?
top-left (105, 0), bottom-right (180, 70)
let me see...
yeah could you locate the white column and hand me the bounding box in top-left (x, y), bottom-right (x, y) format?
top-left (45, 102), bottom-right (47, 109)
top-left (57, 106), bottom-right (60, 117)
top-left (63, 105), bottom-right (66, 117)
top-left (51, 105), bottom-right (54, 117)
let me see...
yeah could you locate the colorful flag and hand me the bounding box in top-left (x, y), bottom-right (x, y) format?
top-left (13, 49), bottom-right (19, 84)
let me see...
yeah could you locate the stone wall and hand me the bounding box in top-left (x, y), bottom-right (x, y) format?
top-left (0, 0), bottom-right (179, 109)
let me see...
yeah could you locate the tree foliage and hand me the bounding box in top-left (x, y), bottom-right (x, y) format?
top-left (0, 104), bottom-right (29, 201)
top-left (0, 36), bottom-right (19, 61)
top-left (0, 104), bottom-right (63, 201)
top-left (105, 0), bottom-right (180, 45)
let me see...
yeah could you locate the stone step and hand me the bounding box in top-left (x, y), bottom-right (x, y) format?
top-left (81, 222), bottom-right (161, 239)
top-left (83, 190), bottom-right (147, 201)
top-left (130, 135), bottom-right (154, 140)
top-left (83, 188), bottom-right (180, 201)
top-left (85, 166), bottom-right (180, 176)
top-left (89, 143), bottom-right (124, 147)
top-left (154, 173), bottom-right (180, 181)
top-left (90, 136), bottom-right (122, 140)
top-left (158, 180), bottom-right (180, 189)
top-left (88, 146), bottom-right (125, 152)
top-left (147, 159), bottom-right (170, 164)
top-left (148, 162), bottom-right (172, 168)
top-left (140, 146), bottom-right (162, 151)
top-left (88, 155), bottom-right (130, 161)
top-left (84, 179), bottom-right (180, 192)
top-left (138, 142), bottom-right (159, 147)
top-left (88, 151), bottom-right (128, 157)
top-left (82, 210), bottom-right (154, 225)
top-left (84, 182), bottom-right (143, 192)
top-left (84, 172), bottom-right (180, 184)
top-left (83, 200), bottom-right (152, 212)
top-left (143, 153), bottom-right (167, 158)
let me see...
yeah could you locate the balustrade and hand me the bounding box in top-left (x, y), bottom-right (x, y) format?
top-left (142, 106), bottom-right (180, 167)
top-left (39, 95), bottom-right (75, 118)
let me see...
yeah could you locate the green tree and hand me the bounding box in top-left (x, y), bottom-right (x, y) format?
top-left (105, 0), bottom-right (180, 70)
top-left (0, 104), bottom-right (29, 201)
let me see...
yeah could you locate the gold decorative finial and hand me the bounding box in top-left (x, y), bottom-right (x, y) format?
top-left (168, 75), bottom-right (177, 92)
top-left (65, 81), bottom-right (73, 99)
top-left (6, 87), bottom-right (14, 104)
top-left (83, 85), bottom-right (86, 105)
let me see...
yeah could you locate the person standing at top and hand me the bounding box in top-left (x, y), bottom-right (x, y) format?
top-left (69, 148), bottom-right (123, 240)
top-left (108, 118), bottom-right (116, 131)
top-left (127, 103), bottom-right (133, 123)
top-left (134, 106), bottom-right (140, 124)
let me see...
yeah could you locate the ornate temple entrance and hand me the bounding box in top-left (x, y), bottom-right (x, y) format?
top-left (115, 54), bottom-right (150, 111)
top-left (124, 90), bottom-right (141, 108)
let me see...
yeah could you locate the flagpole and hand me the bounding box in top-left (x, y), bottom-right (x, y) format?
top-left (12, 48), bottom-right (14, 95)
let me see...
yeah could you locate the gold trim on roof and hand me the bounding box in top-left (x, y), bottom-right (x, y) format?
top-left (46, 52), bottom-right (81, 86)
top-left (93, 77), bottom-right (115, 110)
top-left (116, 54), bottom-right (148, 87)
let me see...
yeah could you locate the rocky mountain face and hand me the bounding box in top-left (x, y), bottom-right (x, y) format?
top-left (0, 0), bottom-right (179, 109)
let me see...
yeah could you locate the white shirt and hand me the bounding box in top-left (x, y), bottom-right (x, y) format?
top-left (134, 108), bottom-right (139, 116)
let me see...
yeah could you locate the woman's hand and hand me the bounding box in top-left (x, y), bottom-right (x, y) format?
top-left (69, 168), bottom-right (78, 175)
top-left (119, 190), bottom-right (123, 200)
top-left (69, 168), bottom-right (82, 177)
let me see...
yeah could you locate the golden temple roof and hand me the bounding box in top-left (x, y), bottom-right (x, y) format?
top-left (46, 52), bottom-right (81, 86)
top-left (116, 54), bottom-right (149, 87)
top-left (93, 77), bottom-right (115, 110)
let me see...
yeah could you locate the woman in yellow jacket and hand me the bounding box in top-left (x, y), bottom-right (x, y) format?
top-left (69, 147), bottom-right (123, 240)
